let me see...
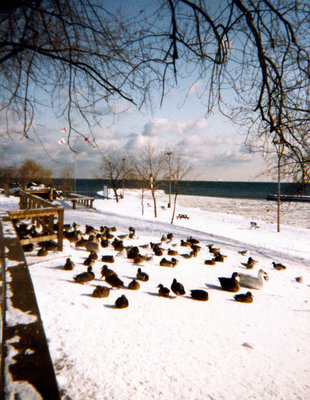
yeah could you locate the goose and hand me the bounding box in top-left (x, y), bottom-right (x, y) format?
top-left (234, 291), bottom-right (253, 303)
top-left (272, 262), bottom-right (286, 270)
top-left (73, 266), bottom-right (95, 284)
top-left (190, 289), bottom-right (209, 301)
top-left (128, 279), bottom-right (140, 290)
top-left (238, 269), bottom-right (268, 290)
top-left (157, 284), bottom-right (170, 297)
top-left (218, 272), bottom-right (240, 292)
top-left (171, 278), bottom-right (185, 296)
top-left (115, 295), bottom-right (129, 309)
top-left (136, 268), bottom-right (149, 281)
top-left (64, 258), bottom-right (75, 270)
top-left (92, 285), bottom-right (110, 298)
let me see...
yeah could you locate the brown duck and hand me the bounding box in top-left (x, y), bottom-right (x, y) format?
top-left (157, 284), bottom-right (170, 297)
top-left (92, 285), bottom-right (110, 298)
top-left (190, 289), bottom-right (209, 301)
top-left (234, 291), bottom-right (253, 303)
top-left (128, 279), bottom-right (140, 290)
top-left (73, 266), bottom-right (95, 284)
top-left (64, 258), bottom-right (75, 270)
top-left (115, 295), bottom-right (129, 309)
top-left (218, 272), bottom-right (240, 292)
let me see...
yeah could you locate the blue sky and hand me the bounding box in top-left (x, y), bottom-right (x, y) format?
top-left (0, 0), bottom-right (273, 181)
top-left (1, 82), bottom-right (269, 181)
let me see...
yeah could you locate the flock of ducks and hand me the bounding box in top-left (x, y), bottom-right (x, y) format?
top-left (16, 220), bottom-right (293, 309)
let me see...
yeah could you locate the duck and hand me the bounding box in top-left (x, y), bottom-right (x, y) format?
top-left (133, 254), bottom-right (146, 264)
top-left (136, 268), bottom-right (149, 281)
top-left (22, 243), bottom-right (34, 252)
top-left (238, 269), bottom-right (268, 290)
top-left (171, 278), bottom-right (185, 296)
top-left (92, 285), bottom-right (110, 298)
top-left (213, 253), bottom-right (226, 262)
top-left (157, 284), bottom-right (170, 297)
top-left (238, 249), bottom-right (248, 256)
top-left (85, 235), bottom-right (100, 253)
top-left (218, 272), bottom-right (240, 292)
top-left (64, 258), bottom-right (75, 270)
top-left (115, 295), bottom-right (129, 309)
top-left (208, 244), bottom-right (220, 254)
top-left (100, 265), bottom-right (115, 278)
top-left (180, 239), bottom-right (191, 247)
top-left (204, 259), bottom-right (217, 265)
top-left (83, 256), bottom-right (95, 267)
top-left (89, 251), bottom-right (98, 260)
top-left (65, 228), bottom-right (82, 246)
top-left (167, 249), bottom-right (178, 256)
top-left (37, 246), bottom-right (48, 257)
top-left (295, 276), bottom-right (303, 283)
top-left (126, 246), bottom-right (140, 259)
top-left (187, 236), bottom-right (199, 245)
top-left (105, 273), bottom-right (124, 288)
top-left (241, 257), bottom-right (258, 269)
top-left (44, 240), bottom-right (57, 251)
top-left (272, 261), bottom-right (286, 270)
top-left (101, 255), bottom-right (115, 263)
top-left (160, 257), bottom-right (177, 267)
top-left (73, 266), bottom-right (95, 284)
top-left (128, 279), bottom-right (140, 290)
top-left (100, 238), bottom-right (109, 248)
top-left (111, 238), bottom-right (124, 251)
top-left (234, 291), bottom-right (253, 303)
top-left (190, 289), bottom-right (209, 301)
top-left (167, 233), bottom-right (173, 241)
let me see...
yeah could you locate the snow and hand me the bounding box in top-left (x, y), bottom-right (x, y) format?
top-left (1, 190), bottom-right (310, 400)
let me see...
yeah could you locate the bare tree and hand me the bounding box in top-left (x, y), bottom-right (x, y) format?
top-left (97, 152), bottom-right (131, 203)
top-left (16, 159), bottom-right (53, 187)
top-left (169, 153), bottom-right (194, 224)
top-left (133, 144), bottom-right (168, 218)
top-left (1, 0), bottom-right (309, 180)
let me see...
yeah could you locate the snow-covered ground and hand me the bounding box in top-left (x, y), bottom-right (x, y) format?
top-left (2, 190), bottom-right (310, 400)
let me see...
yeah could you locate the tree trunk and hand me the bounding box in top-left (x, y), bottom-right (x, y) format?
top-left (151, 189), bottom-right (157, 218)
top-left (171, 192), bottom-right (178, 224)
top-left (141, 188), bottom-right (144, 216)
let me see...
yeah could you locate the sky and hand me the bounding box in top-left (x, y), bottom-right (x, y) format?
top-left (1, 83), bottom-right (270, 181)
top-left (0, 0), bottom-right (275, 182)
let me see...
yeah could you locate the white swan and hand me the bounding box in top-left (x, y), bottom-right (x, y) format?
top-left (238, 269), bottom-right (268, 290)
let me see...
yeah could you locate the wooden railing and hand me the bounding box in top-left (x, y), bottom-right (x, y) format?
top-left (8, 190), bottom-right (64, 251)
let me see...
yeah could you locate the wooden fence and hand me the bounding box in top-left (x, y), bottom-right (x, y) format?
top-left (8, 189), bottom-right (64, 251)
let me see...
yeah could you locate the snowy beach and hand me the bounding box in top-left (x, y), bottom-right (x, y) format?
top-left (2, 190), bottom-right (310, 400)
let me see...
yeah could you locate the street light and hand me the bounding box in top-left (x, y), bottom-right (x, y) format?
top-left (167, 151), bottom-right (172, 208)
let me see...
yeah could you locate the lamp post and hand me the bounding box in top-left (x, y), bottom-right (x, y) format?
top-left (167, 151), bottom-right (172, 208)
top-left (273, 137), bottom-right (285, 233)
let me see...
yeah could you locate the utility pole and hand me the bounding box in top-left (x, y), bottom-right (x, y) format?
top-left (167, 151), bottom-right (172, 208)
